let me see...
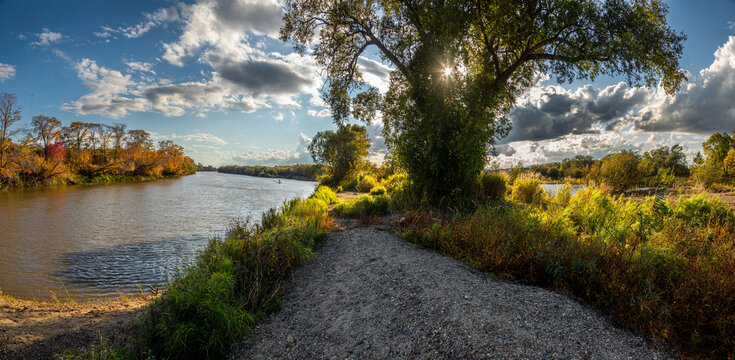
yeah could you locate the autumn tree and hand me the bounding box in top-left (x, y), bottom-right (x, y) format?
top-left (0, 92), bottom-right (22, 169)
top-left (30, 115), bottom-right (62, 160)
top-left (85, 123), bottom-right (102, 150)
top-left (282, 0), bottom-right (685, 205)
top-left (126, 129), bottom-right (152, 152)
top-left (63, 122), bottom-right (90, 151)
top-left (99, 124), bottom-right (113, 153)
top-left (111, 123), bottom-right (127, 158)
top-left (309, 124), bottom-right (370, 184)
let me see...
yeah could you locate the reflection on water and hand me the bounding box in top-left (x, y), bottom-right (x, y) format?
top-left (0, 172), bottom-right (316, 300)
top-left (541, 183), bottom-right (585, 196)
top-left (57, 234), bottom-right (208, 295)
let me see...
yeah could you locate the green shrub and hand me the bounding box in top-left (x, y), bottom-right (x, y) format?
top-left (317, 173), bottom-right (334, 186)
top-left (477, 172), bottom-right (507, 201)
top-left (355, 174), bottom-right (379, 193)
top-left (334, 194), bottom-right (390, 218)
top-left (673, 194), bottom-right (734, 226)
top-left (692, 163), bottom-right (723, 190)
top-left (598, 151), bottom-right (642, 192)
top-left (369, 185), bottom-right (387, 195)
top-left (381, 173), bottom-right (409, 193)
top-left (313, 185), bottom-right (339, 204)
top-left (510, 178), bottom-right (545, 204)
top-left (338, 176), bottom-right (358, 191)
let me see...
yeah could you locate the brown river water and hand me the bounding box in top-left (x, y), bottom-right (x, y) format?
top-left (0, 172), bottom-right (316, 300)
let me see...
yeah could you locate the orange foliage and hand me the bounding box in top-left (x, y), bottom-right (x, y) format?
top-left (0, 117), bottom-right (195, 188)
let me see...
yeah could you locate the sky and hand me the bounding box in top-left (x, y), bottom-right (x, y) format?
top-left (0, 0), bottom-right (734, 167)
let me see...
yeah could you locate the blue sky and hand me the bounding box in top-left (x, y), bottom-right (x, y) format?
top-left (0, 0), bottom-right (734, 167)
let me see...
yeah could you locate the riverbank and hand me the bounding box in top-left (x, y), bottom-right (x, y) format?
top-left (0, 172), bottom-right (195, 191)
top-left (0, 294), bottom-right (148, 359)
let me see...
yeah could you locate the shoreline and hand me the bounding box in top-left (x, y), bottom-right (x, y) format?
top-left (0, 172), bottom-right (195, 192)
top-left (216, 170), bottom-right (316, 182)
top-left (0, 294), bottom-right (150, 359)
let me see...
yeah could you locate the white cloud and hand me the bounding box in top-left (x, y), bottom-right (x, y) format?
top-left (626, 35), bottom-right (735, 134)
top-left (63, 57), bottom-right (276, 118)
top-left (124, 60), bottom-right (156, 74)
top-left (31, 28), bottom-right (63, 46)
top-left (358, 57), bottom-right (392, 93)
top-left (52, 49), bottom-right (72, 63)
top-left (307, 109), bottom-right (332, 117)
top-left (162, 0), bottom-right (283, 66)
top-left (230, 133), bottom-right (312, 166)
top-left (272, 112), bottom-right (284, 121)
top-left (97, 6), bottom-right (179, 39)
top-left (61, 59), bottom-right (146, 118)
top-left (0, 63), bottom-right (16, 82)
top-left (162, 132), bottom-right (228, 146)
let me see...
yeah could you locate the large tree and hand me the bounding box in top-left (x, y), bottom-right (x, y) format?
top-left (282, 0), bottom-right (685, 205)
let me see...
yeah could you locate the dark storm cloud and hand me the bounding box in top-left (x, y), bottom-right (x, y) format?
top-left (501, 83), bottom-right (650, 143)
top-left (216, 59), bottom-right (314, 95)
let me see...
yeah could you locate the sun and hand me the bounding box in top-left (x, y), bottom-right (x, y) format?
top-left (443, 67), bottom-right (452, 76)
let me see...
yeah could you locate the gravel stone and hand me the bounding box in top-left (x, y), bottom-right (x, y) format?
top-left (229, 226), bottom-right (674, 359)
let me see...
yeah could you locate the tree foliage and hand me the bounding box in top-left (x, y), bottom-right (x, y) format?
top-left (598, 150), bottom-right (641, 191)
top-left (0, 92), bottom-right (22, 169)
top-left (0, 109), bottom-right (196, 188)
top-left (308, 124), bottom-right (370, 184)
top-left (282, 0), bottom-right (685, 206)
top-left (702, 131), bottom-right (734, 166)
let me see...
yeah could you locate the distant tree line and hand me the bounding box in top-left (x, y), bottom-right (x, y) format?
top-left (0, 92), bottom-right (196, 189)
top-left (196, 163), bottom-right (217, 171)
top-left (515, 131), bottom-right (735, 192)
top-left (217, 164), bottom-right (319, 181)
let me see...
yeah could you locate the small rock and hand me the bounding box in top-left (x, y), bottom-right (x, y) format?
top-left (286, 335), bottom-right (294, 343)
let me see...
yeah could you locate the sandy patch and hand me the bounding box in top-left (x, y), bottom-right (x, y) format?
top-left (0, 295), bottom-right (148, 359)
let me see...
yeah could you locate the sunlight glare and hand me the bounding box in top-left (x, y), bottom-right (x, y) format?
top-left (443, 67), bottom-right (452, 76)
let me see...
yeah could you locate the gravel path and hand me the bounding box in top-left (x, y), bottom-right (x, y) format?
top-left (230, 226), bottom-right (673, 359)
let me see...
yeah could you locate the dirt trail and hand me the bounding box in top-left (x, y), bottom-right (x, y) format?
top-left (230, 225), bottom-right (674, 360)
top-left (0, 295), bottom-right (147, 359)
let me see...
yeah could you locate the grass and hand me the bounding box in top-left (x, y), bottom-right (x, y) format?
top-left (399, 186), bottom-right (735, 358)
top-left (334, 194), bottom-right (391, 218)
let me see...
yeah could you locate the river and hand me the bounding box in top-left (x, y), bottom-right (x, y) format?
top-left (0, 172), bottom-right (316, 300)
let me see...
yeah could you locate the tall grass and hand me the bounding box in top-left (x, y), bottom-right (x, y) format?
top-left (334, 194), bottom-right (391, 218)
top-left (400, 189), bottom-right (735, 358)
top-left (132, 187), bottom-right (335, 359)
